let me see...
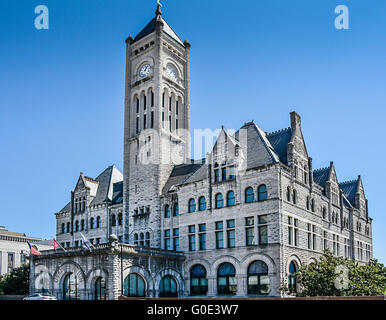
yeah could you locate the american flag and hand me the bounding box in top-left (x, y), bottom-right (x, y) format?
top-left (27, 242), bottom-right (41, 256)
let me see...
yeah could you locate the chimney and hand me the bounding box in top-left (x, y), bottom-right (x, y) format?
top-left (290, 111), bottom-right (301, 132)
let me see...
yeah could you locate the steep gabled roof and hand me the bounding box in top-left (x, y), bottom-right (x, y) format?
top-left (339, 179), bottom-right (358, 206)
top-left (266, 127), bottom-right (292, 165)
top-left (234, 122), bottom-right (279, 169)
top-left (90, 165), bottom-right (123, 206)
top-left (162, 163), bottom-right (203, 194)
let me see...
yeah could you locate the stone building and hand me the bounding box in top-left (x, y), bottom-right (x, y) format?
top-left (0, 226), bottom-right (52, 275)
top-left (30, 5), bottom-right (373, 300)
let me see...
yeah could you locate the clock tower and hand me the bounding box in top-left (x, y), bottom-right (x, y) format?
top-left (123, 5), bottom-right (191, 247)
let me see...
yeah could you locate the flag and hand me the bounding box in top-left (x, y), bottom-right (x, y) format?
top-left (28, 242), bottom-right (41, 256)
top-left (80, 232), bottom-right (94, 251)
top-left (53, 239), bottom-right (59, 251)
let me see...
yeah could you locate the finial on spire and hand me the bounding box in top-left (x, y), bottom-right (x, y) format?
top-left (156, 0), bottom-right (162, 16)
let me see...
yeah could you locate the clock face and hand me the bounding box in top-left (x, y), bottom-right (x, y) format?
top-left (166, 65), bottom-right (177, 80)
top-left (139, 64), bottom-right (151, 78)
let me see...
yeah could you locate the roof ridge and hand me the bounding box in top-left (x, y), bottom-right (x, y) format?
top-left (339, 179), bottom-right (358, 185)
top-left (266, 127), bottom-right (291, 136)
top-left (313, 166), bottom-right (330, 173)
top-left (180, 164), bottom-right (204, 185)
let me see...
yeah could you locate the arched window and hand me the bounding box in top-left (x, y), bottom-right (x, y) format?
top-left (139, 233), bottom-right (144, 246)
top-left (118, 213), bottom-right (123, 225)
top-left (217, 263), bottom-right (237, 295)
top-left (286, 187), bottom-right (291, 201)
top-left (67, 222), bottom-right (71, 233)
top-left (145, 232), bottom-right (150, 247)
top-left (306, 197), bottom-right (310, 210)
top-left (190, 264), bottom-right (208, 295)
top-left (288, 261), bottom-right (297, 292)
top-left (111, 214), bottom-right (116, 227)
top-left (292, 190), bottom-right (297, 204)
top-left (247, 261), bottom-right (270, 294)
top-left (94, 277), bottom-right (106, 300)
top-left (164, 205), bottom-right (170, 218)
top-left (61, 223), bottom-right (65, 234)
top-left (258, 185), bottom-right (268, 201)
top-left (245, 187), bottom-right (254, 203)
top-left (123, 274), bottom-right (146, 297)
top-left (227, 191), bottom-right (235, 206)
top-left (198, 196), bottom-right (206, 211)
top-left (215, 193), bottom-right (224, 209)
top-left (134, 233), bottom-right (138, 245)
top-left (90, 218), bottom-right (94, 230)
top-left (96, 216), bottom-right (101, 228)
top-left (159, 275), bottom-right (178, 297)
top-left (81, 219), bottom-right (85, 231)
top-left (188, 199), bottom-right (196, 213)
top-left (75, 220), bottom-right (79, 232)
top-left (173, 203), bottom-right (179, 216)
top-left (63, 273), bottom-right (79, 300)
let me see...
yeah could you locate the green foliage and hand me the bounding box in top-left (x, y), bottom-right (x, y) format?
top-left (281, 251), bottom-right (386, 297)
top-left (0, 264), bottom-right (30, 295)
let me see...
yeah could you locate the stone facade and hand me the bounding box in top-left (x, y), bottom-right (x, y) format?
top-left (30, 5), bottom-right (373, 299)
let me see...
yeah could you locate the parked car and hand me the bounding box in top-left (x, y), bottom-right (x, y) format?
top-left (23, 293), bottom-right (57, 300)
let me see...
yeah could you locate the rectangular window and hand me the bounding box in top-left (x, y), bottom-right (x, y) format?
top-left (176, 100), bottom-right (179, 114)
top-left (151, 91), bottom-right (154, 107)
top-left (136, 117), bottom-right (139, 134)
top-left (136, 98), bottom-right (139, 113)
top-left (216, 221), bottom-right (224, 249)
top-left (169, 116), bottom-right (172, 131)
top-left (164, 229), bottom-right (171, 250)
top-left (199, 233), bottom-right (206, 250)
top-left (258, 215), bottom-right (268, 245)
top-left (7, 253), bottom-right (14, 273)
top-left (323, 231), bottom-right (328, 250)
top-left (226, 219), bottom-right (235, 248)
top-left (214, 169), bottom-right (219, 183)
top-left (189, 234), bottom-right (196, 251)
top-left (162, 112), bottom-right (165, 128)
top-left (221, 167), bottom-right (227, 181)
top-left (294, 218), bottom-right (298, 246)
top-left (245, 217), bottom-right (254, 246)
top-left (151, 111), bottom-right (154, 128)
top-left (229, 166), bottom-right (235, 179)
top-left (144, 95), bottom-right (147, 110)
top-left (143, 114), bottom-right (147, 129)
top-left (173, 228), bottom-right (179, 251)
top-left (199, 224), bottom-right (206, 250)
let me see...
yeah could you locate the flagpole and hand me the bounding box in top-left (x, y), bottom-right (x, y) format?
top-left (52, 236), bottom-right (67, 252)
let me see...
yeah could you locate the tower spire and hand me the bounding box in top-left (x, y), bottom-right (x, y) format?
top-left (155, 0), bottom-right (162, 17)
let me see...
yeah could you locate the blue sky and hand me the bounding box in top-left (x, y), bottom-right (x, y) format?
top-left (0, 0), bottom-right (385, 263)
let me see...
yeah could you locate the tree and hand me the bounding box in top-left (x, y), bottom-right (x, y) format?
top-left (0, 264), bottom-right (30, 295)
top-left (281, 251), bottom-right (386, 297)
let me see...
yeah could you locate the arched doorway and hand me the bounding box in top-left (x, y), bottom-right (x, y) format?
top-left (94, 277), bottom-right (106, 300)
top-left (63, 273), bottom-right (80, 300)
top-left (159, 275), bottom-right (178, 297)
top-left (123, 273), bottom-right (146, 297)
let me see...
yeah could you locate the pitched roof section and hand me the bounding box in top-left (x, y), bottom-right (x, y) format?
top-left (339, 179), bottom-right (358, 206)
top-left (266, 128), bottom-right (292, 165)
top-left (162, 164), bottom-right (203, 194)
top-left (133, 16), bottom-right (184, 46)
top-left (58, 166), bottom-right (123, 213)
top-left (313, 166), bottom-right (330, 189)
top-left (235, 122), bottom-right (279, 169)
top-left (90, 165), bottom-right (123, 206)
